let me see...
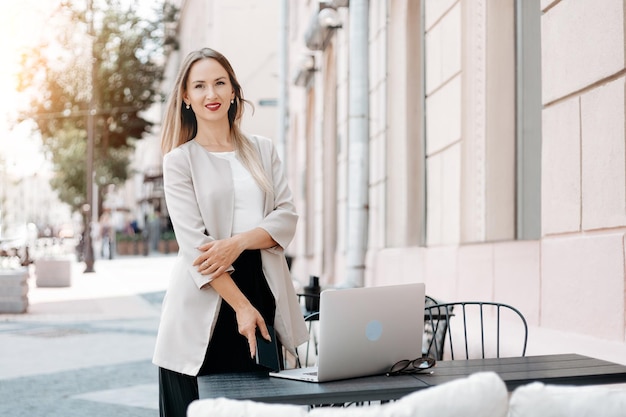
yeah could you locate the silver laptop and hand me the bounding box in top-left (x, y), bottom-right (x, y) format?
top-left (269, 283), bottom-right (426, 382)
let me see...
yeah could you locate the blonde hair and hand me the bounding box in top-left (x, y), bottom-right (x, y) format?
top-left (160, 48), bottom-right (272, 193)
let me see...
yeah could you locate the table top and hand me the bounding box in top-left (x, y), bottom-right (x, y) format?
top-left (198, 353), bottom-right (626, 406)
top-left (199, 371), bottom-right (427, 405)
top-left (415, 353), bottom-right (626, 390)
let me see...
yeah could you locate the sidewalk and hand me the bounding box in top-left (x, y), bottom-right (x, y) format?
top-left (0, 254), bottom-right (175, 417)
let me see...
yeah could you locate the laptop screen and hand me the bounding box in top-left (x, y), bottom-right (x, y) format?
top-left (315, 283), bottom-right (426, 381)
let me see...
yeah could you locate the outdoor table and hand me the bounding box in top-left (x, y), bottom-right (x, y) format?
top-left (198, 353), bottom-right (626, 406)
top-left (412, 353), bottom-right (626, 390)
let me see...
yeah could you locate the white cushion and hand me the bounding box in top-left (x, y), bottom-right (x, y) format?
top-left (307, 372), bottom-right (509, 417)
top-left (187, 397), bottom-right (309, 417)
top-left (508, 382), bottom-right (626, 417)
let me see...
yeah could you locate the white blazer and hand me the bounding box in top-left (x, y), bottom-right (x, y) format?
top-left (152, 135), bottom-right (308, 376)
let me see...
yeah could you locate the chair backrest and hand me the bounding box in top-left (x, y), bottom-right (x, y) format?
top-left (297, 293), bottom-right (320, 314)
top-left (424, 295), bottom-right (440, 307)
top-left (295, 311), bottom-right (319, 368)
top-left (424, 301), bottom-right (528, 360)
top-left (282, 294), bottom-right (320, 369)
top-left (423, 295), bottom-right (453, 360)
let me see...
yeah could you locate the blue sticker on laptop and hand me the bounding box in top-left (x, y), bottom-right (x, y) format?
top-left (366, 320), bottom-right (383, 341)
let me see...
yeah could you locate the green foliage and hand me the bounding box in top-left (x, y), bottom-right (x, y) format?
top-left (17, 0), bottom-right (178, 212)
top-left (116, 231), bottom-right (141, 242)
top-left (160, 230), bottom-right (176, 241)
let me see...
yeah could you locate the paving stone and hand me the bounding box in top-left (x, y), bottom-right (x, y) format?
top-left (0, 255), bottom-right (175, 416)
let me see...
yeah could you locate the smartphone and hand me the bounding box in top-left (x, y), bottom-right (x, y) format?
top-left (255, 325), bottom-right (280, 371)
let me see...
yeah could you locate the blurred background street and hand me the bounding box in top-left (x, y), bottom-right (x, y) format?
top-left (0, 254), bottom-right (174, 417)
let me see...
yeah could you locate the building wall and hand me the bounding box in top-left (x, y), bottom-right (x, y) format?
top-left (285, 3), bottom-right (352, 287)
top-left (426, 0), bottom-right (462, 246)
top-left (285, 0), bottom-right (626, 365)
top-left (536, 0), bottom-right (626, 361)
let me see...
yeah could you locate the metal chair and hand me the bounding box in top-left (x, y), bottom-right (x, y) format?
top-left (290, 293), bottom-right (321, 368)
top-left (424, 301), bottom-right (528, 360)
top-left (423, 295), bottom-right (453, 360)
top-left (295, 311), bottom-right (319, 368)
top-left (297, 292), bottom-right (320, 315)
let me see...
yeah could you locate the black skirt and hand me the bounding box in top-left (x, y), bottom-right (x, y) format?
top-left (158, 249), bottom-right (276, 417)
top-left (199, 249), bottom-right (276, 374)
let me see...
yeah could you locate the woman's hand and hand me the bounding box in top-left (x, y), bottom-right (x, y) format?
top-left (194, 237), bottom-right (244, 276)
top-left (236, 304), bottom-right (272, 359)
top-left (194, 228), bottom-right (278, 276)
top-left (208, 272), bottom-right (271, 359)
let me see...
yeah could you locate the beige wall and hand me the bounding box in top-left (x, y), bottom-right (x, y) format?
top-left (426, 1), bottom-right (462, 246)
top-left (285, 3), bottom-right (352, 287)
top-left (285, 0), bottom-right (626, 365)
top-left (386, 0), bottom-right (424, 249)
top-left (369, 0), bottom-right (387, 253)
top-left (536, 0), bottom-right (626, 362)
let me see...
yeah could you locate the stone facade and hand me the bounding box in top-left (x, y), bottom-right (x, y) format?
top-left (281, 0), bottom-right (626, 364)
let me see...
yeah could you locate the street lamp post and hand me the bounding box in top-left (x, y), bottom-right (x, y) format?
top-left (83, 0), bottom-right (96, 273)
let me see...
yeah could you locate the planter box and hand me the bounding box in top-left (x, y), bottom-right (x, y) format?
top-left (134, 240), bottom-right (148, 256)
top-left (0, 267), bottom-right (29, 313)
top-left (117, 240), bottom-right (132, 255)
top-left (117, 239), bottom-right (148, 256)
top-left (158, 239), bottom-right (179, 254)
top-left (35, 257), bottom-right (72, 287)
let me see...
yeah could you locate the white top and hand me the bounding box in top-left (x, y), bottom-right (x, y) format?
top-left (210, 151), bottom-right (264, 235)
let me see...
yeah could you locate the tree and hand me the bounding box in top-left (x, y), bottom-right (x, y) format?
top-left (16, 0), bottom-right (177, 214)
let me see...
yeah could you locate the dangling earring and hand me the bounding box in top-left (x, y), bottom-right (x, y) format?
top-left (231, 99), bottom-right (234, 105)
top-left (185, 103), bottom-right (190, 110)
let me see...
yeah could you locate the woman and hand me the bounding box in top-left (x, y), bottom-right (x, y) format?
top-left (153, 48), bottom-right (308, 417)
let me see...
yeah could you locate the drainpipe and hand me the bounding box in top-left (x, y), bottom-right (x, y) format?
top-left (277, 0), bottom-right (289, 164)
top-left (343, 0), bottom-right (369, 288)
